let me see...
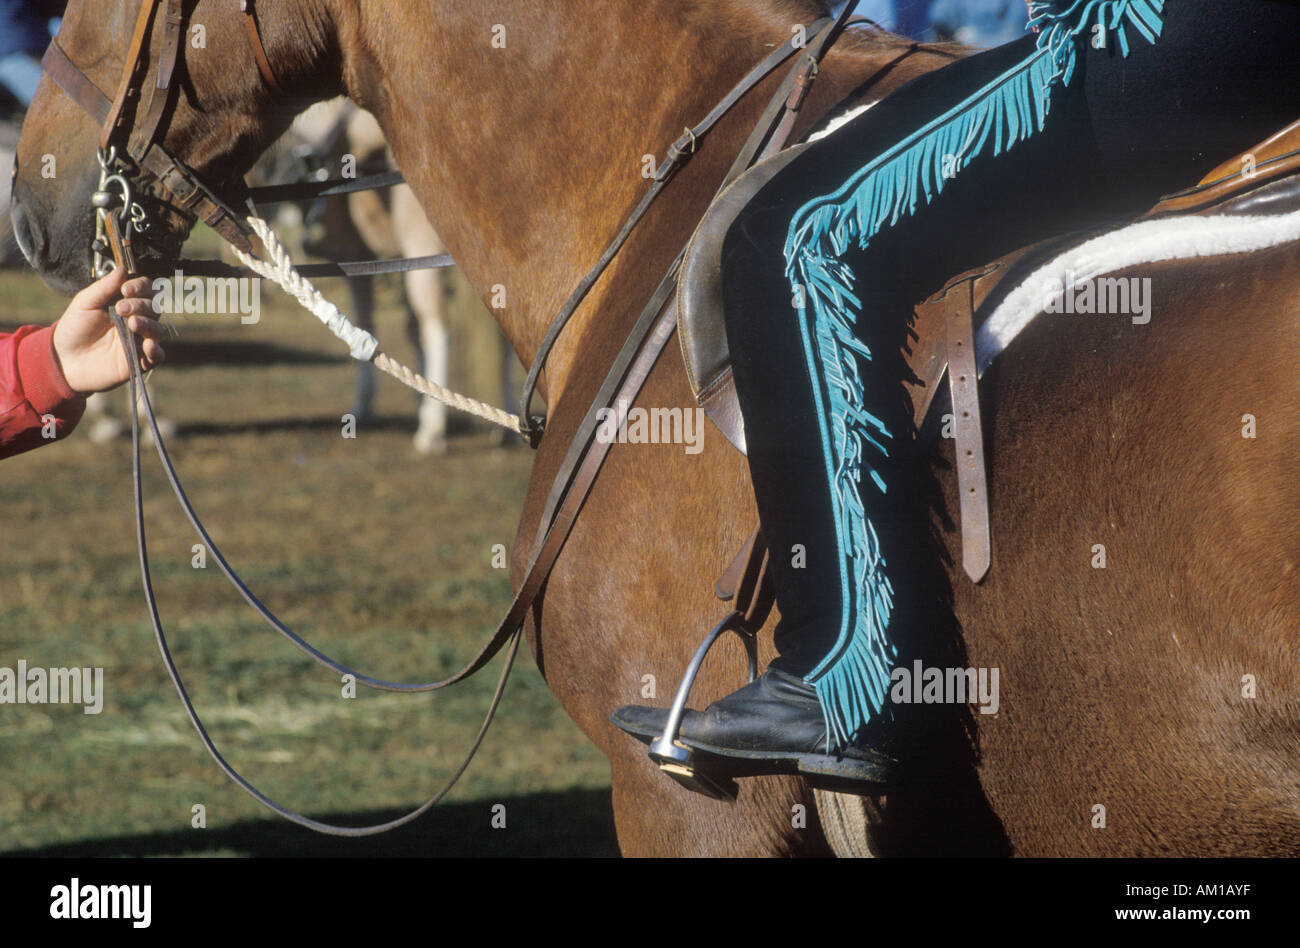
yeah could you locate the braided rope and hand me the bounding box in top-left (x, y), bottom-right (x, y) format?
top-left (233, 215), bottom-right (524, 434)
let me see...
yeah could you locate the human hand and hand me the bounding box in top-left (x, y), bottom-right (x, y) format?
top-left (51, 268), bottom-right (167, 395)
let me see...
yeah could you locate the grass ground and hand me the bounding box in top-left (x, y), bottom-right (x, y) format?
top-left (0, 229), bottom-right (617, 857)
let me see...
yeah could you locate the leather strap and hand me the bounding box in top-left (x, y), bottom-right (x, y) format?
top-left (248, 169), bottom-right (407, 204)
top-left (101, 0), bottom-right (162, 152)
top-left (241, 0), bottom-right (283, 94)
top-left (719, 13), bottom-right (857, 189)
top-left (944, 276), bottom-right (991, 583)
top-left (716, 527), bottom-right (760, 601)
top-left (533, 260), bottom-right (684, 546)
top-left (755, 10), bottom-right (871, 170)
top-left (41, 40), bottom-right (112, 124)
top-left (180, 252), bottom-right (455, 279)
top-left (139, 143), bottom-right (258, 253)
top-left (734, 532), bottom-right (774, 631)
top-left (458, 289), bottom-right (685, 693)
top-left (104, 205), bottom-right (138, 275)
top-left (128, 0), bottom-right (184, 161)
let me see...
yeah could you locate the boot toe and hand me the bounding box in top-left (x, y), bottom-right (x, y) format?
top-left (610, 704), bottom-right (708, 741)
top-left (609, 704), bottom-right (665, 739)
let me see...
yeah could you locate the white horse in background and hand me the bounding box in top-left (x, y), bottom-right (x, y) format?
top-left (337, 105), bottom-right (452, 454)
top-left (284, 99), bottom-right (520, 454)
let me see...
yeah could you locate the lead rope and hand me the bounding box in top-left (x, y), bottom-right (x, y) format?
top-left (231, 215), bottom-right (526, 436)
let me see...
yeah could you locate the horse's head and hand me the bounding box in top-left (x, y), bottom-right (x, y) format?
top-left (11, 0), bottom-right (341, 294)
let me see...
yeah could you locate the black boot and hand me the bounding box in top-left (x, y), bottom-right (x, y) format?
top-left (611, 667), bottom-right (897, 786)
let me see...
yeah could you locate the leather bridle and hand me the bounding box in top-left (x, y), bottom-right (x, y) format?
top-left (34, 0), bottom-right (869, 835)
top-left (42, 0), bottom-right (489, 285)
top-left (41, 0), bottom-right (276, 272)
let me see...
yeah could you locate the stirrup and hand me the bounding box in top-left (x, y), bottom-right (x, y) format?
top-left (647, 610), bottom-right (758, 802)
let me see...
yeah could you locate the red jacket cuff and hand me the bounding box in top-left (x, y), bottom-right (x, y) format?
top-left (15, 323), bottom-right (83, 416)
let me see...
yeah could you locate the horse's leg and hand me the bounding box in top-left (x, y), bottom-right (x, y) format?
top-left (348, 275), bottom-right (377, 422)
top-left (82, 391), bottom-right (124, 444)
top-left (390, 186), bottom-right (449, 455)
top-left (409, 267), bottom-right (448, 455)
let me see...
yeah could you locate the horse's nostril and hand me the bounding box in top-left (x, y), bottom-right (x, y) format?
top-left (10, 197), bottom-right (37, 266)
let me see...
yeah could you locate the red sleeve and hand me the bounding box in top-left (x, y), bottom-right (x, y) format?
top-left (0, 325), bottom-right (87, 460)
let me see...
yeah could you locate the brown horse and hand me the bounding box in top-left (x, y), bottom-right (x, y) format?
top-left (12, 0), bottom-right (1300, 856)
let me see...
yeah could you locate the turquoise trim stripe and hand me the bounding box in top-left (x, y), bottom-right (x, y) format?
top-left (782, 0), bottom-right (1164, 748)
top-left (1030, 1), bottom-right (1166, 81)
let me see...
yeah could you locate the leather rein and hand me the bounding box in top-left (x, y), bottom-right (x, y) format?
top-left (40, 0), bottom-right (866, 835)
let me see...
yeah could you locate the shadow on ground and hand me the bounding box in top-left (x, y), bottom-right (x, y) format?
top-left (3, 788), bottom-right (619, 858)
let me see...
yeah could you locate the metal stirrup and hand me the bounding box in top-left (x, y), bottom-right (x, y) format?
top-left (648, 612), bottom-right (758, 801)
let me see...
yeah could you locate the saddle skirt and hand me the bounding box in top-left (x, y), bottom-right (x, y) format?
top-left (677, 115), bottom-right (1300, 580)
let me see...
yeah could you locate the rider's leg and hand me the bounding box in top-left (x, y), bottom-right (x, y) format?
top-left (613, 0), bottom-right (1300, 772)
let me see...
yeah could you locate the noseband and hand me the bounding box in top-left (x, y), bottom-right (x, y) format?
top-left (41, 0), bottom-right (281, 273)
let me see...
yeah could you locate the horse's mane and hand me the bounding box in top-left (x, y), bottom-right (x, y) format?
top-left (696, 0), bottom-right (933, 58)
top-left (674, 0), bottom-right (832, 33)
top-left (750, 0), bottom-right (833, 19)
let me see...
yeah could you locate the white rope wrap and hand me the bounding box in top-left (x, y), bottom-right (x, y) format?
top-left (235, 216), bottom-right (378, 361)
top-left (233, 216), bottom-right (524, 434)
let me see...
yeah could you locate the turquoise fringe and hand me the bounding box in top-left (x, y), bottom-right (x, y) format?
top-left (783, 0), bottom-right (1164, 748)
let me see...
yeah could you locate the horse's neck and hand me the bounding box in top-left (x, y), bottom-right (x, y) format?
top-left (328, 0), bottom-right (954, 399)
